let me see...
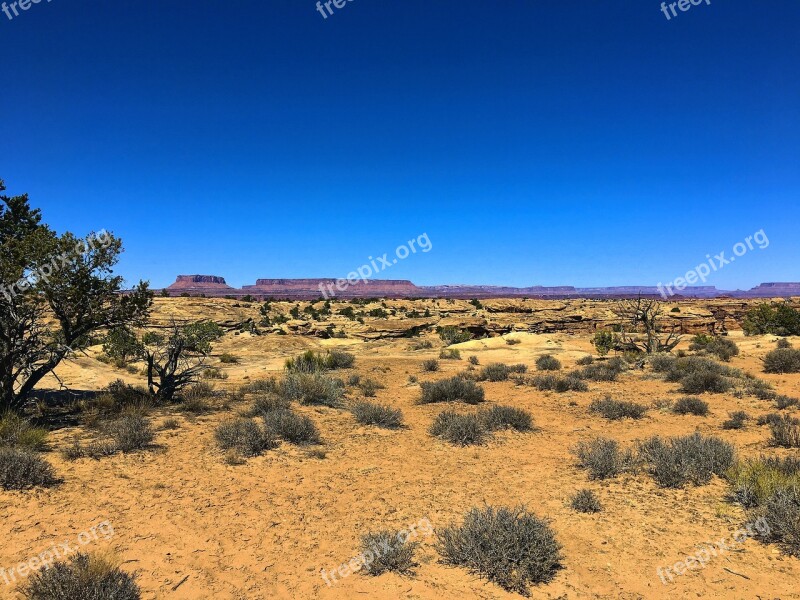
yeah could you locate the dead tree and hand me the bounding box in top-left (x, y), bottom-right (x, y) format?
top-left (613, 297), bottom-right (681, 354)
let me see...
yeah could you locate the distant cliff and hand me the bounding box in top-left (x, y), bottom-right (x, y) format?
top-left (160, 275), bottom-right (800, 300)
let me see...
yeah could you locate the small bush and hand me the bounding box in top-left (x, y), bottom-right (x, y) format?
top-left (359, 377), bottom-right (385, 398)
top-left (248, 394), bottom-right (292, 416)
top-left (576, 355), bottom-right (594, 366)
top-left (570, 489), bottom-right (602, 514)
top-left (673, 396), bottom-right (710, 416)
top-left (351, 401), bottom-right (404, 428)
top-left (409, 340), bottom-right (434, 351)
top-left (776, 338), bottom-right (792, 349)
top-left (439, 348), bottom-right (461, 360)
top-left (535, 355), bottom-right (561, 371)
top-left (468, 355), bottom-right (480, 365)
top-left (478, 363), bottom-right (527, 382)
top-left (326, 349), bottom-right (356, 369)
top-left (279, 373), bottom-right (344, 407)
top-left (239, 378), bottom-right (277, 395)
top-left (0, 448), bottom-right (57, 490)
top-left (20, 553), bottom-right (140, 600)
top-left (285, 349), bottom-right (355, 372)
top-left (438, 326), bottom-right (472, 346)
top-left (690, 335), bottom-right (740, 361)
top-left (505, 337), bottom-right (522, 345)
top-left (436, 505), bottom-right (562, 595)
top-left (763, 348), bottom-right (800, 374)
top-left (215, 418), bottom-right (273, 457)
top-left (529, 374), bottom-right (588, 392)
top-left (679, 370), bottom-right (732, 394)
top-left (419, 377), bottom-right (485, 404)
top-left (479, 405), bottom-right (534, 432)
top-left (160, 418), bottom-right (180, 430)
top-left (757, 413), bottom-right (799, 427)
top-left (81, 380), bottom-right (152, 422)
top-left (107, 415), bottom-right (154, 452)
top-left (752, 487), bottom-right (800, 557)
top-left (638, 432), bottom-right (735, 488)
top-left (769, 414), bottom-right (800, 448)
top-left (589, 397), bottom-right (647, 420)
top-left (727, 455), bottom-right (800, 508)
top-left (571, 364), bottom-right (619, 382)
top-left (650, 354), bottom-right (677, 373)
top-left (430, 411), bottom-right (486, 445)
top-left (0, 412), bottom-right (48, 451)
top-left (219, 353), bottom-right (239, 364)
top-left (776, 395), bottom-right (800, 410)
top-left (359, 530), bottom-right (418, 576)
top-left (722, 411), bottom-right (749, 430)
top-left (422, 359), bottom-right (440, 372)
top-left (263, 410), bottom-right (321, 445)
top-left (573, 437), bottom-right (632, 480)
top-left (745, 378), bottom-right (776, 400)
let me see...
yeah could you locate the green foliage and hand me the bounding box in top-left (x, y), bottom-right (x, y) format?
top-left (438, 326), bottom-right (472, 346)
top-left (0, 411), bottom-right (48, 451)
top-left (279, 372), bottom-right (344, 407)
top-left (592, 331), bottom-right (616, 356)
top-left (743, 303), bottom-right (800, 336)
top-left (215, 418), bottom-right (274, 457)
top-left (102, 326), bottom-right (142, 367)
top-left (262, 410), bottom-right (321, 445)
top-left (478, 405), bottom-right (534, 432)
top-left (690, 334), bottom-right (740, 361)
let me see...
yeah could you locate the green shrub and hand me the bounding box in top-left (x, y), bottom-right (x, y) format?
top-left (326, 349), bottom-right (356, 369)
top-left (743, 303), bottom-right (800, 336)
top-left (409, 340), bottom-right (434, 351)
top-left (752, 487), bottom-right (800, 557)
top-left (420, 377), bottom-right (485, 404)
top-left (535, 355), bottom-right (562, 371)
top-left (0, 412), bottom-right (48, 451)
top-left (351, 401), bottom-right (404, 429)
top-left (439, 348), bottom-right (461, 360)
top-left (279, 373), bottom-right (344, 407)
top-left (690, 335), bottom-right (740, 361)
top-left (673, 396), bottom-right (710, 416)
top-left (422, 359), bottom-right (440, 372)
top-left (0, 447), bottom-right (57, 490)
top-left (745, 378), bottom-right (776, 400)
top-left (589, 397), bottom-right (647, 420)
top-left (20, 553), bottom-right (140, 600)
top-left (478, 405), bottom-right (534, 432)
top-left (359, 530), bottom-right (418, 576)
top-left (239, 378), bottom-right (277, 395)
top-left (592, 331), bottom-right (616, 356)
top-left (573, 437), bottom-right (632, 480)
top-left (763, 348), bottom-right (800, 374)
top-left (429, 411), bottom-right (486, 445)
top-left (263, 410), bottom-right (321, 445)
top-left (219, 353), bottom-right (239, 364)
top-left (570, 489), bottom-right (602, 514)
top-left (727, 455), bottom-right (800, 507)
top-left (722, 411), bottom-right (749, 430)
top-left (285, 349), bottom-right (355, 373)
top-left (638, 432), bottom-right (735, 488)
top-left (436, 506), bottom-right (562, 595)
top-left (438, 326), bottom-right (472, 346)
top-left (571, 362), bottom-right (623, 382)
top-left (215, 418), bottom-right (274, 457)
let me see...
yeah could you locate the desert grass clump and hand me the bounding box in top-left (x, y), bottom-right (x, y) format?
top-left (239, 378), bottom-right (277, 395)
top-left (409, 339), bottom-right (434, 351)
top-left (744, 377), bottom-right (777, 400)
top-left (215, 418), bottom-right (274, 457)
top-left (248, 394), bottom-right (292, 416)
top-left (576, 355), bottom-right (594, 366)
top-left (727, 455), bottom-right (800, 508)
top-left (359, 530), bottom-right (418, 576)
top-left (20, 552), bottom-right (140, 600)
top-left (439, 348), bottom-right (461, 360)
top-left (285, 349), bottom-right (355, 373)
top-left (478, 363), bottom-right (527, 382)
top-left (570, 489), bottom-right (602, 514)
top-left (219, 352), bottom-right (239, 364)
top-left (589, 397), bottom-right (647, 420)
top-left (757, 412), bottom-right (799, 427)
top-left (751, 487), bottom-right (800, 557)
top-left (436, 505), bottom-right (562, 595)
top-left (0, 412), bottom-right (48, 451)
top-left (263, 410), bottom-right (321, 445)
top-left (529, 374), bottom-right (588, 393)
top-left (279, 372), bottom-right (344, 407)
top-left (776, 395), bottom-right (800, 410)
top-left (673, 396), bottom-right (710, 416)
top-left (160, 418), bottom-right (180, 430)
top-left (421, 359), bottom-right (440, 372)
top-left (419, 377), bottom-right (485, 405)
top-left (358, 377), bottom-right (385, 398)
top-left (638, 432), bottom-right (735, 488)
top-left (690, 334), bottom-right (740, 361)
top-left (81, 380), bottom-right (152, 424)
top-left (351, 401), bottom-right (404, 428)
top-left (105, 415), bottom-right (154, 453)
top-left (722, 411), bottom-right (750, 430)
top-left (769, 414), bottom-right (800, 448)
top-left (479, 405), bottom-right (534, 432)
top-left (429, 411), bottom-right (486, 445)
top-left (535, 355), bottom-right (561, 371)
top-left (0, 447), bottom-right (57, 490)
top-left (763, 348), bottom-right (800, 374)
top-left (573, 437), bottom-right (632, 480)
top-left (571, 363), bottom-right (619, 382)
top-left (325, 349), bottom-right (356, 369)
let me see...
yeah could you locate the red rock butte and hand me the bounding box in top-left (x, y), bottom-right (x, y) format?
top-left (161, 275), bottom-right (800, 300)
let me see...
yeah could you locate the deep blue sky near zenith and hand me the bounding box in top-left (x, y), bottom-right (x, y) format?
top-left (1, 1), bottom-right (798, 290)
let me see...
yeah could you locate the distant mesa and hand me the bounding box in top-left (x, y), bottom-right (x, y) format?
top-left (160, 276), bottom-right (800, 300)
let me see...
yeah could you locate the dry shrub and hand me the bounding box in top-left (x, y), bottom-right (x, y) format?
top-left (589, 397), bottom-right (647, 420)
top-left (351, 401), bottom-right (404, 429)
top-left (429, 411), bottom-right (486, 445)
top-left (20, 552), bottom-right (140, 600)
top-left (359, 530), bottom-right (418, 576)
top-left (638, 432), bottom-right (734, 488)
top-left (0, 447), bottom-right (57, 490)
top-left (573, 437), bottom-right (633, 480)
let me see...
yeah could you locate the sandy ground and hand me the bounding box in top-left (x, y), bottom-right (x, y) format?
top-left (2, 308), bottom-right (799, 599)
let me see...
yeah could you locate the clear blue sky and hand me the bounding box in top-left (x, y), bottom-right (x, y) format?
top-left (1, 0), bottom-right (798, 290)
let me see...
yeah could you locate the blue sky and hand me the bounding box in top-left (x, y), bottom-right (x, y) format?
top-left (1, 0), bottom-right (798, 290)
